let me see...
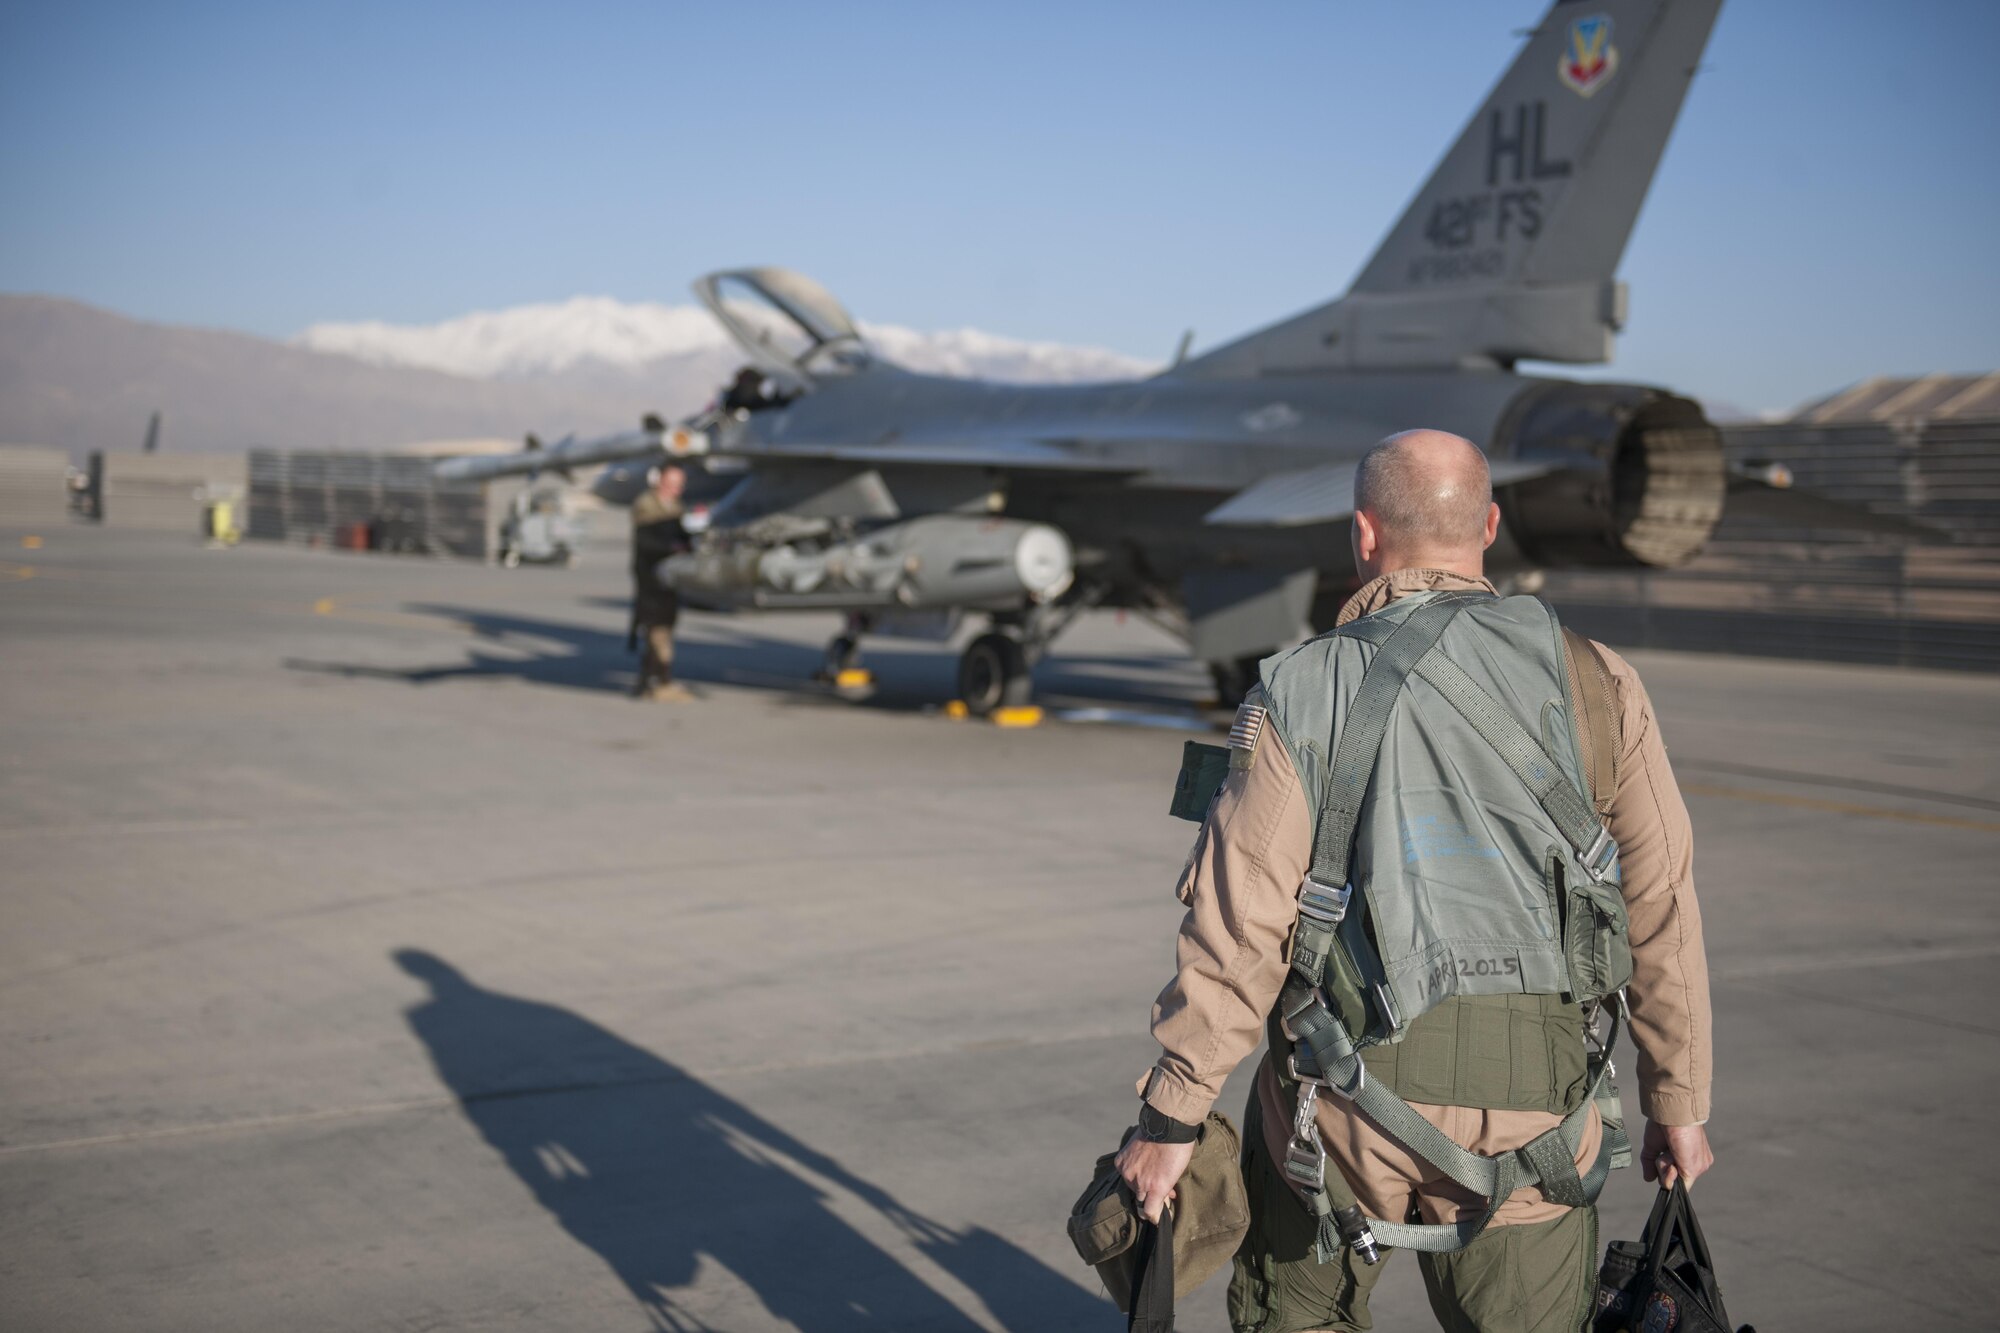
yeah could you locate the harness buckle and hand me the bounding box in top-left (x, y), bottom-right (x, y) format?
top-left (1370, 981), bottom-right (1403, 1032)
top-left (1278, 987), bottom-right (1325, 1042)
top-left (1286, 1052), bottom-right (1331, 1088)
top-left (1582, 826), bottom-right (1619, 883)
top-left (1297, 877), bottom-right (1352, 924)
top-left (1282, 1138), bottom-right (1328, 1189)
top-left (1284, 1085), bottom-right (1328, 1188)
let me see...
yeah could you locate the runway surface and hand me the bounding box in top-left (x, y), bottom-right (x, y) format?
top-left (3, 526), bottom-right (1996, 1332)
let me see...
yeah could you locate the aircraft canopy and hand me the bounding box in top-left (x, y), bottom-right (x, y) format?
top-left (692, 267), bottom-right (871, 391)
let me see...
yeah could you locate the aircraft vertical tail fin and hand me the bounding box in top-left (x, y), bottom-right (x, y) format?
top-left (1183, 0), bottom-right (1723, 378)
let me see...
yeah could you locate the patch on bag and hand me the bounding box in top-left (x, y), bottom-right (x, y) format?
top-left (1227, 702), bottom-right (1267, 769)
top-left (1640, 1290), bottom-right (1679, 1332)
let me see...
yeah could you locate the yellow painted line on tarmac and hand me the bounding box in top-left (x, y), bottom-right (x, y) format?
top-left (310, 594), bottom-right (473, 634)
top-left (21, 534), bottom-right (43, 549)
top-left (0, 561), bottom-right (34, 581)
top-left (1682, 781), bottom-right (2000, 835)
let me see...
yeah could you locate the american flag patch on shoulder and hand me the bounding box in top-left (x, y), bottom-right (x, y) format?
top-left (1228, 702), bottom-right (1267, 753)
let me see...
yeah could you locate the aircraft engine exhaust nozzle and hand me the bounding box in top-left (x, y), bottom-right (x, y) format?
top-left (663, 515), bottom-right (1075, 613)
top-left (1495, 385), bottom-right (1726, 571)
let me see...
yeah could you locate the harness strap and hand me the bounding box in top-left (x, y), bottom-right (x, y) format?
top-left (1307, 593), bottom-right (1484, 891)
top-left (1411, 649), bottom-right (1613, 875)
top-left (1561, 626), bottom-right (1621, 818)
top-left (1289, 999), bottom-right (1625, 1254)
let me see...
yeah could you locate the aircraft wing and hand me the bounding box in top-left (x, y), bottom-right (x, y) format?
top-left (729, 435), bottom-right (1142, 475)
top-left (1202, 458), bottom-right (1564, 527)
top-left (433, 422), bottom-right (708, 484)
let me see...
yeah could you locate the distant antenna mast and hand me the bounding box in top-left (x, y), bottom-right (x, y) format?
top-left (142, 410), bottom-right (162, 453)
top-left (1171, 330), bottom-right (1195, 369)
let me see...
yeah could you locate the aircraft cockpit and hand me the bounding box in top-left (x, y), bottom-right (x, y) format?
top-left (692, 267), bottom-right (873, 396)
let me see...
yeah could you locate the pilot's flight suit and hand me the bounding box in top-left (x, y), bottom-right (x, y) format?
top-left (1141, 568), bottom-right (1712, 1333)
top-left (630, 490), bottom-right (689, 699)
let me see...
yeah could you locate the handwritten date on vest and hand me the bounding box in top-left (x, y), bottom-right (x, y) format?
top-left (1425, 954), bottom-right (1523, 997)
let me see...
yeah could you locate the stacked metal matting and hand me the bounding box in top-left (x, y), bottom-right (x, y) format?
top-left (246, 451), bottom-right (492, 558)
top-left (0, 446), bottom-right (70, 528)
top-left (95, 452), bottom-right (248, 532)
top-left (1543, 417), bottom-right (2000, 672)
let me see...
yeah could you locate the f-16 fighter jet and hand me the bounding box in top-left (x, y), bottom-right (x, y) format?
top-left (441, 0), bottom-right (1917, 714)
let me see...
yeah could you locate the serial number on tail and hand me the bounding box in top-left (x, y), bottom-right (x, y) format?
top-left (1407, 251), bottom-right (1505, 285)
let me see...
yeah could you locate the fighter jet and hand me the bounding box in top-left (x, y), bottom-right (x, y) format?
top-left (439, 0), bottom-right (1918, 714)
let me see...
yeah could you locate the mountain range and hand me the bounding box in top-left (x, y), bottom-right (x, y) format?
top-left (0, 294), bottom-right (1156, 459)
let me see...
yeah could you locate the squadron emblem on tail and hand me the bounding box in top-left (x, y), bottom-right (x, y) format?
top-left (1558, 14), bottom-right (1621, 96)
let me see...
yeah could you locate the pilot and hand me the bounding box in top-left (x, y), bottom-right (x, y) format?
top-left (1114, 431), bottom-right (1715, 1332)
top-left (629, 465), bottom-right (692, 702)
top-left (722, 367), bottom-right (770, 415)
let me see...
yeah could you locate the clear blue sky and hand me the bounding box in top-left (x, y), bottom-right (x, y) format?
top-left (3, 0), bottom-right (1996, 413)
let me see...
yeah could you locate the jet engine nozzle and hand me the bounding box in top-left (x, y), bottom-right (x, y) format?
top-left (663, 515), bottom-right (1074, 613)
top-left (1493, 385), bottom-right (1725, 571)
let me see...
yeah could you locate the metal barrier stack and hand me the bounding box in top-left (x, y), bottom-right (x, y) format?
top-left (1543, 416), bottom-right (2000, 672)
top-left (93, 452), bottom-right (248, 532)
top-left (245, 450), bottom-right (494, 558)
top-left (0, 446), bottom-right (69, 529)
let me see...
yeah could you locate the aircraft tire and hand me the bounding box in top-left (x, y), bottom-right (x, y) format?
top-left (959, 632), bottom-right (1031, 716)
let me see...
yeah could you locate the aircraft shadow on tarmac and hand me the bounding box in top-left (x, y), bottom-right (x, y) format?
top-left (394, 950), bottom-right (1109, 1332)
top-left (286, 605), bottom-right (1203, 715)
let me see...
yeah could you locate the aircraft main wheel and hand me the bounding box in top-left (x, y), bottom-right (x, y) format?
top-left (958, 632), bottom-right (1031, 717)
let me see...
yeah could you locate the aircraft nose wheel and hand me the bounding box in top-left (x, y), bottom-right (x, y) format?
top-left (957, 632), bottom-right (1031, 717)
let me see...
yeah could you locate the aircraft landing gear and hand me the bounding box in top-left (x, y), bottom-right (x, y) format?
top-left (955, 591), bottom-right (1099, 718)
top-left (815, 614), bottom-right (874, 687)
top-left (958, 632), bottom-right (1032, 716)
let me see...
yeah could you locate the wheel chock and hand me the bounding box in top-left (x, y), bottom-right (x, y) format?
top-left (834, 668), bottom-right (875, 689)
top-left (991, 706), bottom-right (1044, 728)
top-left (943, 700), bottom-right (970, 719)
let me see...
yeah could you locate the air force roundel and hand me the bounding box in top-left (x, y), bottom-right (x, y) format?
top-left (1557, 14), bottom-right (1620, 97)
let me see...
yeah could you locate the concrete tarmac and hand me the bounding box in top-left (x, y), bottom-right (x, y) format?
top-left (2, 526), bottom-right (1996, 1332)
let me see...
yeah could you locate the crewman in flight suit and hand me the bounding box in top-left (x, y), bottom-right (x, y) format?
top-left (630, 465), bottom-right (692, 702)
top-left (1116, 430), bottom-right (1715, 1332)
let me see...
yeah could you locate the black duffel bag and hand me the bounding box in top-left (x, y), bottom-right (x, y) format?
top-left (1593, 1180), bottom-right (1753, 1332)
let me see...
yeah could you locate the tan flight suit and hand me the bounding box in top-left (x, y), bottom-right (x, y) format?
top-left (630, 490), bottom-right (687, 699)
top-left (1139, 568), bottom-right (1712, 1332)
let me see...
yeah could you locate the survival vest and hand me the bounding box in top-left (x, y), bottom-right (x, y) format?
top-left (1258, 590), bottom-right (1632, 1258)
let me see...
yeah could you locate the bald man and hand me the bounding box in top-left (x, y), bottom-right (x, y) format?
top-left (1115, 431), bottom-right (1713, 1332)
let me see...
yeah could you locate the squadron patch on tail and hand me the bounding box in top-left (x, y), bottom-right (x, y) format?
top-left (1558, 13), bottom-right (1620, 97)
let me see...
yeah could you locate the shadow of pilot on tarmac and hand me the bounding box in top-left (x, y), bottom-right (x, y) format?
top-left (393, 950), bottom-right (1101, 1332)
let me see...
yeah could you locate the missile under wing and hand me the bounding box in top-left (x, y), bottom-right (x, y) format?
top-left (439, 0), bottom-right (1930, 714)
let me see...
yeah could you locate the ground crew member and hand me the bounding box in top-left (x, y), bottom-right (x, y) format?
top-left (1116, 430), bottom-right (1714, 1332)
top-left (630, 465), bottom-right (691, 701)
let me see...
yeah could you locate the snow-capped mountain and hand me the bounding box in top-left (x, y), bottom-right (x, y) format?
top-left (0, 292), bottom-right (1160, 461)
top-left (295, 296), bottom-right (1157, 384)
